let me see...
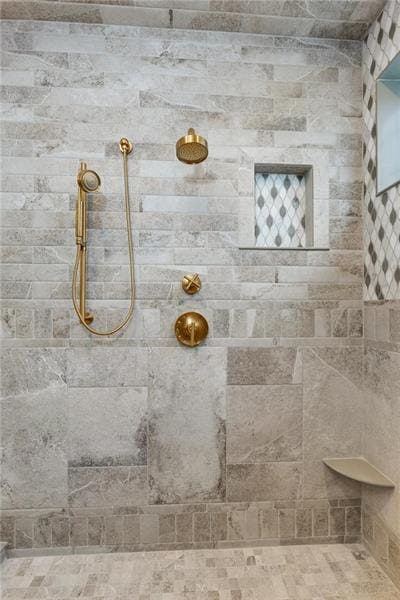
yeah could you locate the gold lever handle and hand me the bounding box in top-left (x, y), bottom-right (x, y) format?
top-left (175, 312), bottom-right (209, 347)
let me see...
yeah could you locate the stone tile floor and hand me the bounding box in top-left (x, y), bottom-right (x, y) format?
top-left (1, 543), bottom-right (399, 599)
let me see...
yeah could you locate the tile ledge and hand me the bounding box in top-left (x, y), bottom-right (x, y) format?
top-left (323, 457), bottom-right (395, 488)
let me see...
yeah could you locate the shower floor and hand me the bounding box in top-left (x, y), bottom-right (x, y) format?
top-left (1, 543), bottom-right (399, 599)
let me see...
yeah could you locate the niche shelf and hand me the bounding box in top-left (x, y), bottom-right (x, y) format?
top-left (323, 457), bottom-right (395, 488)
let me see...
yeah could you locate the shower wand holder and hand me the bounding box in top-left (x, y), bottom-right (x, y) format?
top-left (119, 138), bottom-right (133, 154)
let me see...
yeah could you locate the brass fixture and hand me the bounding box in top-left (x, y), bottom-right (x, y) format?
top-left (176, 128), bottom-right (208, 164)
top-left (72, 138), bottom-right (135, 336)
top-left (175, 312), bottom-right (209, 347)
top-left (182, 273), bottom-right (202, 295)
top-left (77, 168), bottom-right (101, 193)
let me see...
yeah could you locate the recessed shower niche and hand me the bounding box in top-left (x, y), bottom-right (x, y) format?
top-left (255, 164), bottom-right (314, 248)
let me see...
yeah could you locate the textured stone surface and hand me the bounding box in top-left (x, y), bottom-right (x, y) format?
top-left (3, 543), bottom-right (400, 599)
top-left (68, 466), bottom-right (148, 507)
top-left (226, 385), bottom-right (302, 462)
top-left (0, 0), bottom-right (387, 39)
top-left (67, 387), bottom-right (147, 467)
top-left (227, 347), bottom-right (297, 385)
top-left (227, 463), bottom-right (302, 502)
top-left (148, 347), bottom-right (226, 504)
top-left (0, 349), bottom-right (67, 509)
top-left (303, 349), bottom-right (362, 499)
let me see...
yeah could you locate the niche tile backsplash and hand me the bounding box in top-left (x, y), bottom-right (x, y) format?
top-left (255, 173), bottom-right (306, 248)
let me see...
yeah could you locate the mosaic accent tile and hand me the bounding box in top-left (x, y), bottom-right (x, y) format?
top-left (255, 173), bottom-right (307, 248)
top-left (2, 543), bottom-right (400, 599)
top-left (363, 0), bottom-right (400, 300)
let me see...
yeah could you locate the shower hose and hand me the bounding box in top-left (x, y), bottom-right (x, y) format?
top-left (72, 147), bottom-right (135, 336)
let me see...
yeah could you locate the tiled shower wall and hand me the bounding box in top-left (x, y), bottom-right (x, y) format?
top-left (361, 0), bottom-right (400, 589)
top-left (0, 18), bottom-right (365, 553)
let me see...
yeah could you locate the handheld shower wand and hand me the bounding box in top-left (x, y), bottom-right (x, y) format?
top-left (72, 138), bottom-right (135, 336)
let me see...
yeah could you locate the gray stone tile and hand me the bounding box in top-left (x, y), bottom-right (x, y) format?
top-left (67, 348), bottom-right (148, 387)
top-left (87, 516), bottom-right (105, 546)
top-left (123, 514), bottom-right (140, 545)
top-left (139, 514), bottom-right (159, 544)
top-left (33, 518), bottom-right (51, 548)
top-left (105, 516), bottom-right (123, 545)
top-left (303, 349), bottom-right (362, 500)
top-left (68, 466), bottom-right (148, 508)
top-left (148, 347), bottom-right (226, 504)
top-left (296, 508), bottom-right (312, 538)
top-left (227, 347), bottom-right (297, 385)
top-left (330, 507), bottom-right (346, 535)
top-left (279, 509), bottom-right (295, 538)
top-left (313, 508), bottom-right (329, 537)
top-left (1, 354), bottom-right (67, 510)
top-left (15, 518), bottom-right (33, 549)
top-left (226, 385), bottom-right (302, 463)
top-left (69, 517), bottom-right (87, 547)
top-left (261, 509), bottom-right (278, 539)
top-left (346, 506), bottom-right (361, 536)
top-left (159, 514), bottom-right (175, 544)
top-left (67, 387), bottom-right (147, 467)
top-left (227, 463), bottom-right (302, 502)
top-left (193, 512), bottom-right (211, 542)
top-left (176, 513), bottom-right (193, 543)
top-left (51, 517), bottom-right (69, 547)
top-left (210, 512), bottom-right (227, 541)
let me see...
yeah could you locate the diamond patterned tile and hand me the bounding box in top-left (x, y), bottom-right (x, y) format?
top-left (363, 0), bottom-right (400, 300)
top-left (255, 173), bottom-right (307, 248)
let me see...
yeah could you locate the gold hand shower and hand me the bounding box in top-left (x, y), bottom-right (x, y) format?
top-left (72, 137), bottom-right (135, 336)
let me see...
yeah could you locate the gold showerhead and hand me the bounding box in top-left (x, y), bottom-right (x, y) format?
top-left (176, 128), bottom-right (208, 164)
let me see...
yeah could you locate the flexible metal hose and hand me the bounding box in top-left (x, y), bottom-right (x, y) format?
top-left (72, 148), bottom-right (135, 336)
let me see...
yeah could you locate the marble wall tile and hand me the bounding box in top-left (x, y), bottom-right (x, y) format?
top-left (363, 335), bottom-right (400, 541)
top-left (303, 348), bottom-right (362, 500)
top-left (1, 349), bottom-right (67, 510)
top-left (67, 387), bottom-right (147, 467)
top-left (68, 466), bottom-right (148, 508)
top-left (67, 347), bottom-right (148, 387)
top-left (227, 347), bottom-right (297, 385)
top-left (226, 385), bottom-right (302, 463)
top-left (148, 347), bottom-right (226, 504)
top-left (227, 463), bottom-right (302, 502)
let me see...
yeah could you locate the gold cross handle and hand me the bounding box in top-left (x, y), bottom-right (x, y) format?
top-left (182, 273), bottom-right (202, 295)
